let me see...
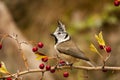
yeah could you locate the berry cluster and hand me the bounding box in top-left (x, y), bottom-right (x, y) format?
top-left (114, 0), bottom-right (120, 6)
top-left (39, 63), bottom-right (55, 74)
top-left (39, 63), bottom-right (52, 71)
top-left (38, 50), bottom-right (56, 73)
top-left (99, 45), bottom-right (111, 53)
top-left (32, 41), bottom-right (69, 78)
top-left (32, 42), bottom-right (44, 52)
top-left (39, 63), bottom-right (56, 74)
top-left (39, 59), bottom-right (69, 78)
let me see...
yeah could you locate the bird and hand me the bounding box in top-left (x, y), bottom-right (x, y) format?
top-left (51, 21), bottom-right (94, 66)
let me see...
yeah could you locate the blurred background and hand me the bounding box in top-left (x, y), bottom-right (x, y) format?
top-left (0, 0), bottom-right (120, 80)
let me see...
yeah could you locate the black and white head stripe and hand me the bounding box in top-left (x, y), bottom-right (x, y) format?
top-left (57, 21), bottom-right (66, 32)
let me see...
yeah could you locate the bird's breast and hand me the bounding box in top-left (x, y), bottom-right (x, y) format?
top-left (55, 42), bottom-right (78, 63)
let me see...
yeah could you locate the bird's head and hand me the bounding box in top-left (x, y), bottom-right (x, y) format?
top-left (51, 21), bottom-right (70, 44)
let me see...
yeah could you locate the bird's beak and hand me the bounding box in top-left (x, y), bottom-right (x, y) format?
top-left (50, 33), bottom-right (54, 37)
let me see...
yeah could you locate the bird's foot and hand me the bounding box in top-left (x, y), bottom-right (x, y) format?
top-left (66, 62), bottom-right (73, 66)
top-left (65, 62), bottom-right (73, 70)
top-left (58, 60), bottom-right (73, 67)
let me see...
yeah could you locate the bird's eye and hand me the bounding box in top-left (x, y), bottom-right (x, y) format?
top-left (58, 32), bottom-right (61, 35)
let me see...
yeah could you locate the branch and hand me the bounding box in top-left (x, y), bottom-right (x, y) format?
top-left (63, 66), bottom-right (120, 71)
top-left (1, 65), bottom-right (120, 79)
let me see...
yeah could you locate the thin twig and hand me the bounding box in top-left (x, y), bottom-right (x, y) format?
top-left (60, 66), bottom-right (120, 71)
top-left (0, 33), bottom-right (29, 70)
top-left (1, 66), bottom-right (120, 79)
top-left (9, 34), bottom-right (29, 70)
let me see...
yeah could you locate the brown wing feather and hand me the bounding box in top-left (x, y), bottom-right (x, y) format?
top-left (57, 40), bottom-right (90, 61)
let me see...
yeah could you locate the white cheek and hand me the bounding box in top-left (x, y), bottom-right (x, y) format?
top-left (59, 35), bottom-right (64, 39)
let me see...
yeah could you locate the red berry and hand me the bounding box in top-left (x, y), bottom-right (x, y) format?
top-left (114, 0), bottom-right (120, 6)
top-left (6, 77), bottom-right (12, 80)
top-left (50, 69), bottom-right (56, 73)
top-left (0, 63), bottom-right (2, 68)
top-left (41, 57), bottom-right (48, 62)
top-left (46, 65), bottom-right (51, 71)
top-left (38, 42), bottom-right (44, 48)
top-left (99, 45), bottom-right (104, 49)
top-left (105, 46), bottom-right (111, 53)
top-left (0, 43), bottom-right (2, 49)
top-left (32, 46), bottom-right (38, 52)
top-left (39, 63), bottom-right (45, 69)
top-left (59, 60), bottom-right (66, 66)
top-left (63, 72), bottom-right (69, 77)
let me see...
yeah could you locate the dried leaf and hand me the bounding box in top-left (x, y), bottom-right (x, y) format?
top-left (90, 44), bottom-right (98, 53)
top-left (90, 43), bottom-right (103, 58)
top-left (95, 31), bottom-right (105, 46)
top-left (0, 61), bottom-right (9, 74)
top-left (99, 31), bottom-right (105, 45)
top-left (35, 54), bottom-right (47, 60)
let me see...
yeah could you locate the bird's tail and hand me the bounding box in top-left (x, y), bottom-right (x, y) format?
top-left (85, 61), bottom-right (95, 67)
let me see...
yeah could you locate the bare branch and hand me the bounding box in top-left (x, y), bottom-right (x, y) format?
top-left (1, 65), bottom-right (120, 79)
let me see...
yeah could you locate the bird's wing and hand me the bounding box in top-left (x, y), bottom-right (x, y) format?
top-left (56, 40), bottom-right (90, 61)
